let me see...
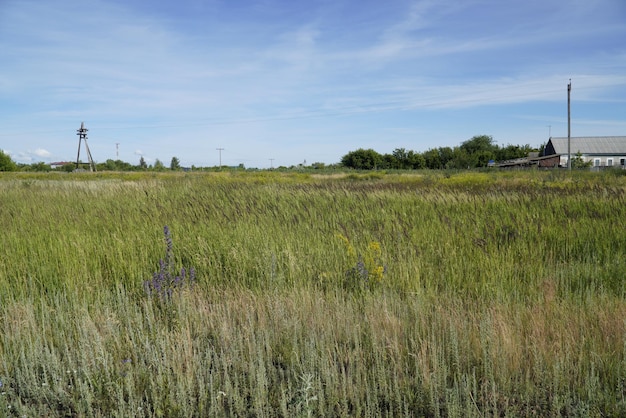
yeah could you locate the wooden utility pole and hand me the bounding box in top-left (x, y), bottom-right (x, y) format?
top-left (76, 122), bottom-right (96, 172)
top-left (567, 80), bottom-right (572, 170)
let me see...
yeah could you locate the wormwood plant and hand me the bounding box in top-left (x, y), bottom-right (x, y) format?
top-left (144, 225), bottom-right (195, 301)
top-left (293, 373), bottom-right (318, 418)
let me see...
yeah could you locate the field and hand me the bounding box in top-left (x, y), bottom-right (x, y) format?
top-left (1, 170), bottom-right (626, 417)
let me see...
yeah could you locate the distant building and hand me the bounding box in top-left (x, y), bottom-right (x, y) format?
top-left (50, 161), bottom-right (72, 169)
top-left (497, 156), bottom-right (534, 169)
top-left (543, 136), bottom-right (626, 168)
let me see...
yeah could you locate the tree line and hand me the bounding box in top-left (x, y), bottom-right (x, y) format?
top-left (0, 151), bottom-right (185, 172)
top-left (341, 135), bottom-right (538, 170)
top-left (1, 135), bottom-right (538, 172)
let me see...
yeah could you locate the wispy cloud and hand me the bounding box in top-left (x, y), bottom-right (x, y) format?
top-left (0, 0), bottom-right (624, 167)
top-left (33, 148), bottom-right (52, 158)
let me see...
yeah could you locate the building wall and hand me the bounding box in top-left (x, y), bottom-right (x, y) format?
top-left (583, 155), bottom-right (626, 167)
top-left (537, 155), bottom-right (560, 168)
top-left (559, 155), bottom-right (626, 167)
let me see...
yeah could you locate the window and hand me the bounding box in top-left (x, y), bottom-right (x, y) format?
top-left (620, 158), bottom-right (625, 166)
top-left (594, 159), bottom-right (601, 167)
top-left (608, 158), bottom-right (614, 167)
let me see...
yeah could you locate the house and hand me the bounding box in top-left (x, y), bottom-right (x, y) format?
top-left (543, 136), bottom-right (626, 168)
top-left (50, 161), bottom-right (72, 169)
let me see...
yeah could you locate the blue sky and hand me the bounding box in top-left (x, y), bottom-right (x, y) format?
top-left (1, 0), bottom-right (625, 168)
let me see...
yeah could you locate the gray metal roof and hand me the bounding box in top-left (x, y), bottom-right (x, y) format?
top-left (548, 136), bottom-right (626, 155)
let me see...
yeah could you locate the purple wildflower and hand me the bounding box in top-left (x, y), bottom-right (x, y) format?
top-left (144, 226), bottom-right (196, 301)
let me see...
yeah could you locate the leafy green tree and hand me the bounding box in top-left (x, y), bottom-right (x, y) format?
top-left (30, 161), bottom-right (50, 172)
top-left (139, 156), bottom-right (147, 170)
top-left (438, 147), bottom-right (455, 168)
top-left (341, 148), bottom-right (383, 170)
top-left (475, 150), bottom-right (496, 167)
top-left (460, 135), bottom-right (496, 156)
top-left (381, 153), bottom-right (396, 169)
top-left (153, 159), bottom-right (165, 171)
top-left (571, 151), bottom-right (592, 169)
top-left (423, 149), bottom-right (442, 169)
top-left (102, 159), bottom-right (117, 171)
top-left (407, 151), bottom-right (426, 169)
top-left (391, 148), bottom-right (409, 169)
top-left (447, 148), bottom-right (473, 169)
top-left (0, 150), bottom-right (17, 171)
top-left (495, 144), bottom-right (533, 161)
top-left (98, 159), bottom-right (134, 171)
top-left (455, 135), bottom-right (497, 167)
top-left (170, 156), bottom-right (181, 171)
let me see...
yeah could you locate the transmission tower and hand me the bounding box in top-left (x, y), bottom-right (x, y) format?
top-left (76, 122), bottom-right (96, 172)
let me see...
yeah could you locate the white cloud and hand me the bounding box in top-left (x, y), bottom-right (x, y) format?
top-left (0, 0), bottom-right (624, 167)
top-left (33, 148), bottom-right (52, 158)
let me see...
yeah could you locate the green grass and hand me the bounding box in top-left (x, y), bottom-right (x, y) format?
top-left (1, 170), bottom-right (626, 416)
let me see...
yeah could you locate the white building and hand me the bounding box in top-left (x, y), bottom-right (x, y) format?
top-left (544, 136), bottom-right (626, 168)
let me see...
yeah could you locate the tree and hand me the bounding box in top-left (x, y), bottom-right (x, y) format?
top-left (170, 156), bottom-right (181, 171)
top-left (139, 156), bottom-right (147, 170)
top-left (571, 151), bottom-right (592, 169)
top-left (460, 135), bottom-right (496, 156)
top-left (475, 150), bottom-right (496, 167)
top-left (422, 148), bottom-right (442, 169)
top-left (340, 149), bottom-right (383, 170)
top-left (153, 159), bottom-right (165, 171)
top-left (438, 147), bottom-right (455, 168)
top-left (0, 150), bottom-right (17, 171)
top-left (391, 148), bottom-right (409, 169)
top-left (447, 148), bottom-right (473, 169)
top-left (381, 153), bottom-right (396, 169)
top-left (99, 159), bottom-right (134, 171)
top-left (30, 161), bottom-right (50, 172)
top-left (407, 150), bottom-right (426, 169)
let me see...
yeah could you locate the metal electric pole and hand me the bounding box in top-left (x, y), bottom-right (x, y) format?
top-left (567, 80), bottom-right (572, 170)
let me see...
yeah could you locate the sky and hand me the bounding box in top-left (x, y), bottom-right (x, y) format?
top-left (1, 0), bottom-right (625, 168)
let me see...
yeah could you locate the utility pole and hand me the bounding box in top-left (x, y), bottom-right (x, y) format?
top-left (116, 143), bottom-right (119, 158)
top-left (269, 158), bottom-right (274, 169)
top-left (216, 148), bottom-right (224, 167)
top-left (567, 80), bottom-right (572, 171)
top-left (76, 122), bottom-right (96, 172)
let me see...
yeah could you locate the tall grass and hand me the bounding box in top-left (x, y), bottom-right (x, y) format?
top-left (0, 170), bottom-right (625, 416)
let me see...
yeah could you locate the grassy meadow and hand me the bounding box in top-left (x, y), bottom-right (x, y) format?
top-left (1, 169), bottom-right (626, 416)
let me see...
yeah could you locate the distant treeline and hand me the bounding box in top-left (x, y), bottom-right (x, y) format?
top-left (2, 135), bottom-right (540, 172)
top-left (341, 135), bottom-right (539, 170)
